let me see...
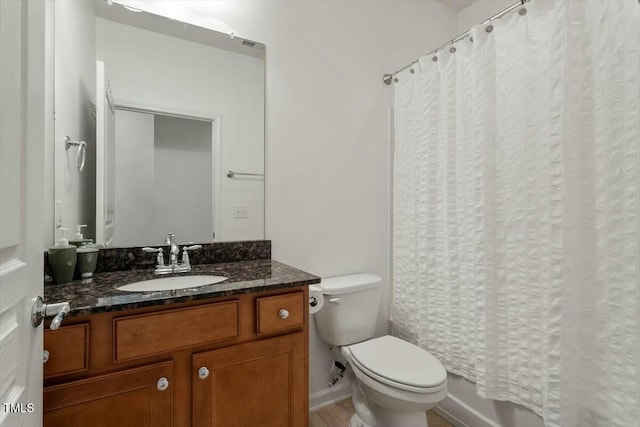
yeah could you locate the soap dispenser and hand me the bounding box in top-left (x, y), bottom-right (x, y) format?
top-left (48, 228), bottom-right (77, 284)
top-left (69, 224), bottom-right (92, 247)
top-left (75, 245), bottom-right (99, 279)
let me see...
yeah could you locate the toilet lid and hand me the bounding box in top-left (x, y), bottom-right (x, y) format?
top-left (349, 335), bottom-right (446, 391)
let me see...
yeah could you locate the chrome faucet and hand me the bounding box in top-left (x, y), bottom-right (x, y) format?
top-left (142, 233), bottom-right (202, 274)
top-left (166, 233), bottom-right (180, 267)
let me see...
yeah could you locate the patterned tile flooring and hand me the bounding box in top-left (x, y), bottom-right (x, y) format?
top-left (310, 398), bottom-right (454, 427)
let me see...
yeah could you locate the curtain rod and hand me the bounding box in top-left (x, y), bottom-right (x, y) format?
top-left (383, 0), bottom-right (529, 85)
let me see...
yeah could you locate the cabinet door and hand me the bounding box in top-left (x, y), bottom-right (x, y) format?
top-left (193, 332), bottom-right (307, 427)
top-left (44, 361), bottom-right (173, 427)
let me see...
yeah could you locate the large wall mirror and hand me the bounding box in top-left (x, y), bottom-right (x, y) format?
top-left (53, 1), bottom-right (265, 247)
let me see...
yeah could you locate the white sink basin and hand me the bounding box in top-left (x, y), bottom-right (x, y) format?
top-left (116, 275), bottom-right (228, 292)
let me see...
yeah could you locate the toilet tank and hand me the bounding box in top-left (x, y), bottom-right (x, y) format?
top-left (315, 273), bottom-right (382, 346)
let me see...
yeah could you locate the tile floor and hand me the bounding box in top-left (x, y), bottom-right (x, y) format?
top-left (310, 398), bottom-right (454, 427)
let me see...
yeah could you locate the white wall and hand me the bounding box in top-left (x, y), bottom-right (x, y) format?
top-left (53, 0), bottom-right (96, 243)
top-left (115, 0), bottom-right (459, 399)
top-left (457, 0), bottom-right (517, 32)
top-left (96, 18), bottom-right (264, 242)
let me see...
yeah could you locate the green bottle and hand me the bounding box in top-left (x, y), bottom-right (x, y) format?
top-left (48, 228), bottom-right (77, 284)
top-left (75, 246), bottom-right (99, 279)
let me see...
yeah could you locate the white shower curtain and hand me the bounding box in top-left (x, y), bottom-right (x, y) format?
top-left (392, 1), bottom-right (639, 426)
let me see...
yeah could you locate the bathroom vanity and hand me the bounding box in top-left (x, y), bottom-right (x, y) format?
top-left (45, 1), bottom-right (292, 423)
top-left (42, 247), bottom-right (318, 427)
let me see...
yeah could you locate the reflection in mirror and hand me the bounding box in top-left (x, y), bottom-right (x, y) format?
top-left (114, 109), bottom-right (214, 246)
top-left (53, 1), bottom-right (265, 247)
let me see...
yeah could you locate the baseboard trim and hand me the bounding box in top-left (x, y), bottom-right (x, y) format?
top-left (436, 393), bottom-right (502, 427)
top-left (433, 405), bottom-right (468, 427)
top-left (309, 381), bottom-right (352, 412)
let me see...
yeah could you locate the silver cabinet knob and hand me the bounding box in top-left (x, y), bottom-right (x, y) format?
top-left (157, 377), bottom-right (169, 391)
top-left (278, 309), bottom-right (289, 319)
top-left (198, 367), bottom-right (209, 380)
top-left (43, 350), bottom-right (50, 364)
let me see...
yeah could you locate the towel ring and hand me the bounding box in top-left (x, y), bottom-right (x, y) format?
top-left (65, 136), bottom-right (86, 172)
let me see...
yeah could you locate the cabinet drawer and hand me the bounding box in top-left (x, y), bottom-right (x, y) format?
top-left (114, 301), bottom-right (238, 362)
top-left (256, 292), bottom-right (305, 335)
top-left (44, 323), bottom-right (89, 378)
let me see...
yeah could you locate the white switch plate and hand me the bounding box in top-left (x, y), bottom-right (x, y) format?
top-left (233, 205), bottom-right (248, 219)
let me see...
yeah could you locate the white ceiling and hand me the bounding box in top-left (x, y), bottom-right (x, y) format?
top-left (436, 0), bottom-right (476, 12)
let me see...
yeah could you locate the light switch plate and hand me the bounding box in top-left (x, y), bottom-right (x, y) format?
top-left (233, 205), bottom-right (248, 219)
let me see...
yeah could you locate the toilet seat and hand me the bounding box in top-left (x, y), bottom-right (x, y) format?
top-left (347, 335), bottom-right (447, 393)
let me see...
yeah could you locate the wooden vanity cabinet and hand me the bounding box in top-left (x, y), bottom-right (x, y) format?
top-left (43, 287), bottom-right (309, 427)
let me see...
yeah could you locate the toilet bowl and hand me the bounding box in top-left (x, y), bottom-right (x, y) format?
top-left (314, 274), bottom-right (448, 427)
top-left (342, 335), bottom-right (447, 427)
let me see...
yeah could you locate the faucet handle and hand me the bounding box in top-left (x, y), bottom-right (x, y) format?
top-left (142, 247), bottom-right (165, 266)
top-left (180, 245), bottom-right (201, 270)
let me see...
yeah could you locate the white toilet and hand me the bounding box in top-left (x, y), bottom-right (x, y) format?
top-left (314, 273), bottom-right (447, 427)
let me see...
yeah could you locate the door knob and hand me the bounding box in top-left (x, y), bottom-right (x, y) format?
top-left (31, 296), bottom-right (70, 330)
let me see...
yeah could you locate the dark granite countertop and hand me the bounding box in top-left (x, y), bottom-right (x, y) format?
top-left (44, 259), bottom-right (320, 317)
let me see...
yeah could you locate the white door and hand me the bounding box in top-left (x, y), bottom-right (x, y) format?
top-left (0, 0), bottom-right (47, 426)
top-left (96, 61), bottom-right (116, 246)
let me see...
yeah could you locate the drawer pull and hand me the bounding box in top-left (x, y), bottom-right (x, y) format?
top-left (256, 293), bottom-right (303, 335)
top-left (157, 377), bottom-right (169, 391)
top-left (43, 350), bottom-right (50, 364)
top-left (198, 367), bottom-right (210, 380)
